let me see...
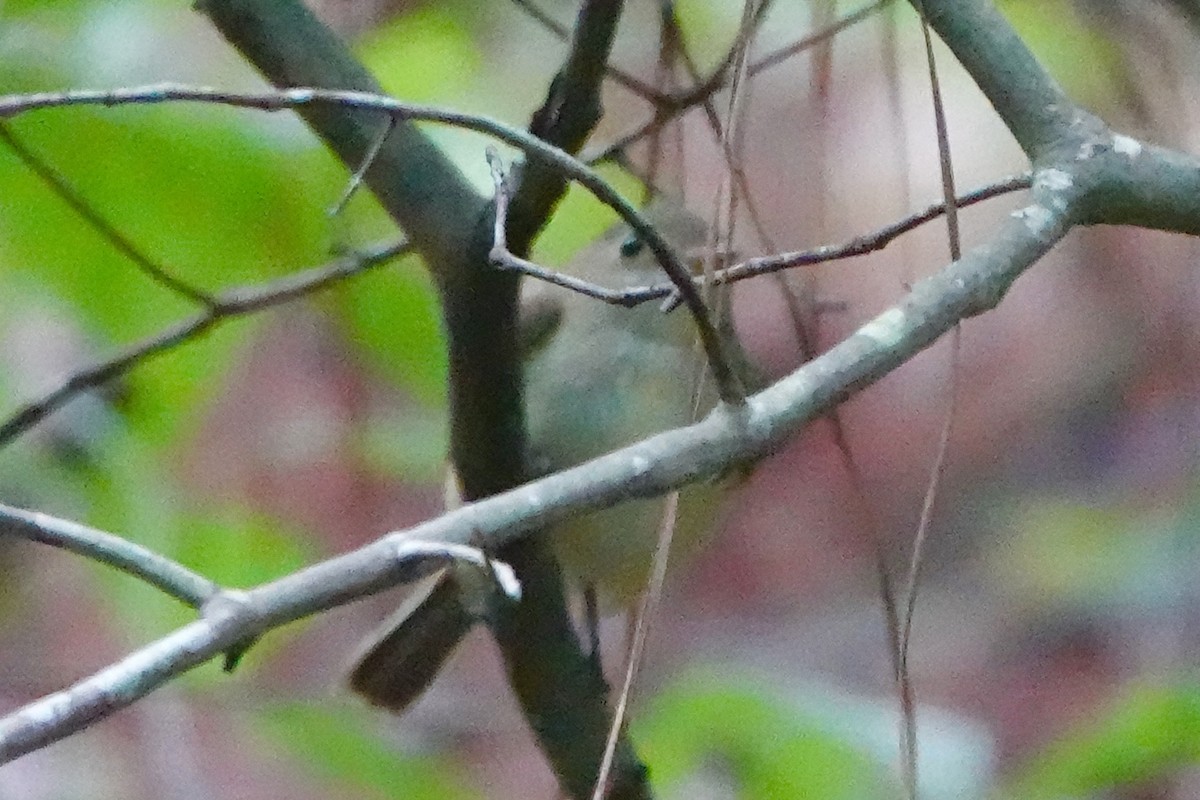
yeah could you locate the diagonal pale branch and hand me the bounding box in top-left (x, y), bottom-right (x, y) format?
top-left (0, 176), bottom-right (1076, 765)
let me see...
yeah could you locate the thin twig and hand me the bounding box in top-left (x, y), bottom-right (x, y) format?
top-left (485, 151), bottom-right (559, 282)
top-left (0, 82), bottom-right (742, 403)
top-left (641, 0), bottom-right (682, 193)
top-left (0, 503), bottom-right (217, 608)
top-left (584, 0), bottom-right (890, 165)
top-left (507, 0), bottom-right (665, 101)
top-left (487, 151), bottom-right (649, 303)
top-left (592, 491), bottom-right (681, 800)
top-left (329, 115), bottom-right (396, 217)
top-left (492, 174), bottom-right (1031, 307)
top-left (662, 1), bottom-right (779, 262)
top-left (894, 7), bottom-right (965, 799)
top-left (0, 238), bottom-right (410, 449)
top-left (487, 149), bottom-right (592, 295)
top-left (598, 4), bottom-right (768, 796)
top-left (881, 3), bottom-right (915, 285)
top-left (0, 123), bottom-right (216, 308)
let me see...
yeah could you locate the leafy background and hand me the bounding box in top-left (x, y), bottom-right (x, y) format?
top-left (2, 0), bottom-right (1200, 798)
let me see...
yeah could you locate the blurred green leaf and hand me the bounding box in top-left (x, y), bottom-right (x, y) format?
top-left (330, 259), bottom-right (447, 404)
top-left (1003, 679), bottom-right (1200, 800)
top-left (993, 493), bottom-right (1200, 617)
top-left (993, 502), bottom-right (1134, 604)
top-left (260, 704), bottom-right (480, 800)
top-left (999, 0), bottom-right (1132, 111)
top-left (171, 507), bottom-right (313, 590)
top-left (1, 0), bottom-right (82, 16)
top-left (358, 6), bottom-right (480, 104)
top-left (636, 674), bottom-right (889, 800)
top-left (0, 104), bottom-right (361, 448)
top-left (355, 402), bottom-right (448, 482)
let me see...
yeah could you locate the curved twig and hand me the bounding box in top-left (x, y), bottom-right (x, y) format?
top-left (0, 83), bottom-right (743, 404)
top-left (0, 238), bottom-right (410, 449)
top-left (0, 503), bottom-right (217, 608)
top-left (493, 173), bottom-right (1033, 307)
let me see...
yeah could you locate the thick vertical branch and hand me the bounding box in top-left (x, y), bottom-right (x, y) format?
top-left (197, 1), bottom-right (645, 797)
top-left (490, 3), bottom-right (653, 797)
top-left (508, 0), bottom-right (626, 248)
top-left (195, 0), bottom-right (526, 638)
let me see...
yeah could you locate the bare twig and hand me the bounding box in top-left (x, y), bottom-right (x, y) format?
top-left (0, 123), bottom-right (216, 307)
top-left (490, 174), bottom-right (1031, 307)
top-left (0, 503), bottom-right (217, 607)
top-left (584, 0), bottom-right (890, 165)
top-left (881, 2), bottom-right (915, 284)
top-left (507, 0), bottom-right (665, 101)
top-left (660, 1), bottom-right (779, 261)
top-left (487, 150), bottom-right (592, 295)
top-left (0, 82), bottom-right (743, 405)
top-left (328, 115), bottom-right (396, 217)
top-left (641, 0), bottom-right (683, 192)
top-left (0, 238), bottom-right (410, 449)
top-left (597, 5), bottom-right (767, 796)
top-left (893, 8), bottom-right (965, 798)
top-left (487, 152), bottom-right (650, 303)
top-left (592, 490), bottom-right (681, 800)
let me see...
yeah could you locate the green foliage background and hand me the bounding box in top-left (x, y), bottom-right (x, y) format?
top-left (1, 0), bottom-right (1197, 798)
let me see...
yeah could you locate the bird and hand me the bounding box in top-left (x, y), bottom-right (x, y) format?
top-left (347, 196), bottom-right (741, 712)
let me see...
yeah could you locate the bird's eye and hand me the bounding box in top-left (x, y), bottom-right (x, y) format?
top-left (619, 235), bottom-right (644, 258)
